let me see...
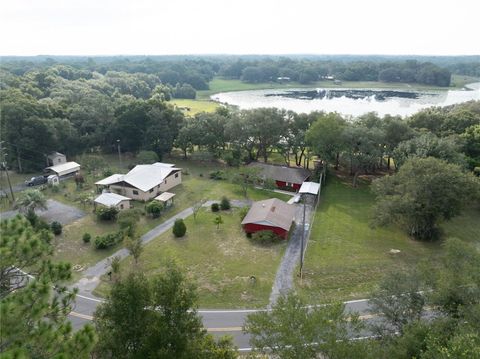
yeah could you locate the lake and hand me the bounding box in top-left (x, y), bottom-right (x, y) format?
top-left (211, 83), bottom-right (480, 117)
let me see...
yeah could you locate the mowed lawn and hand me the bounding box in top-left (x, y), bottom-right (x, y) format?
top-left (296, 175), bottom-right (480, 303)
top-left (95, 208), bottom-right (287, 308)
top-left (171, 98), bottom-right (219, 115)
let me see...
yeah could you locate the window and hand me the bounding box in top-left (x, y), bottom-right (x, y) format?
top-left (120, 204), bottom-right (124, 209)
top-left (175, 173), bottom-right (179, 178)
top-left (164, 179), bottom-right (167, 184)
top-left (149, 188), bottom-right (153, 193)
top-left (133, 190), bottom-right (139, 195)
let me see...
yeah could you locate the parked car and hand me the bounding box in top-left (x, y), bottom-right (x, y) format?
top-left (25, 176), bottom-right (48, 186)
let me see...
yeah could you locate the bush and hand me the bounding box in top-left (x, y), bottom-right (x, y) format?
top-left (96, 206), bottom-right (119, 221)
top-left (94, 232), bottom-right (123, 249)
top-left (220, 197), bottom-right (231, 210)
top-left (146, 201), bottom-right (162, 218)
top-left (251, 230), bottom-right (281, 244)
top-left (209, 170), bottom-right (226, 180)
top-left (136, 150), bottom-right (159, 164)
top-left (118, 208), bottom-right (142, 236)
top-left (239, 206), bottom-right (250, 221)
top-left (172, 218), bottom-right (187, 238)
top-left (50, 221), bottom-right (62, 235)
top-left (82, 233), bottom-right (91, 243)
top-left (211, 203), bottom-right (220, 212)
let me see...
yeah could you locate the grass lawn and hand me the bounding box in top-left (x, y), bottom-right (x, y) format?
top-left (296, 174), bottom-right (480, 304)
top-left (171, 98), bottom-right (220, 115)
top-left (197, 76), bottom-right (466, 100)
top-left (94, 208), bottom-right (287, 308)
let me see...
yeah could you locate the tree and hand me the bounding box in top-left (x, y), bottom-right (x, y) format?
top-left (213, 215), bottom-right (223, 230)
top-left (146, 200), bottom-right (162, 218)
top-left (172, 218), bottom-right (187, 237)
top-left (372, 157), bottom-right (479, 240)
top-left (125, 237), bottom-right (143, 266)
top-left (94, 264), bottom-right (237, 358)
top-left (245, 293), bottom-right (367, 359)
top-left (192, 199), bottom-right (205, 221)
top-left (230, 167), bottom-right (259, 198)
top-left (369, 271), bottom-right (426, 336)
top-left (117, 208), bottom-right (141, 238)
top-left (0, 216), bottom-right (96, 357)
top-left (306, 112), bottom-right (346, 169)
top-left (136, 150), bottom-right (159, 164)
top-left (15, 189), bottom-right (47, 219)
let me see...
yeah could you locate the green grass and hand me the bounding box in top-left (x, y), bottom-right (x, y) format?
top-left (198, 76), bottom-right (467, 99)
top-left (171, 98), bottom-right (220, 115)
top-left (296, 175), bottom-right (480, 304)
top-left (94, 208), bottom-right (287, 308)
top-left (450, 74), bottom-right (480, 88)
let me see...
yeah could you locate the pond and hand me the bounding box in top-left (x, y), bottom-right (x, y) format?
top-left (211, 83), bottom-right (480, 117)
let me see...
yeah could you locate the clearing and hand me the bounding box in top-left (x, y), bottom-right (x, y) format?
top-left (295, 174), bottom-right (480, 303)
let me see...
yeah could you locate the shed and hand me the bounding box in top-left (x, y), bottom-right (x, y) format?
top-left (241, 198), bottom-right (296, 239)
top-left (45, 161), bottom-right (81, 177)
top-left (94, 193), bottom-right (131, 210)
top-left (47, 152), bottom-right (67, 166)
top-left (248, 162), bottom-right (311, 191)
top-left (154, 192), bottom-right (176, 208)
top-left (299, 182), bottom-right (320, 196)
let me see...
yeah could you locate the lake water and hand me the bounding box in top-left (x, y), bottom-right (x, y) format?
top-left (211, 83), bottom-right (480, 117)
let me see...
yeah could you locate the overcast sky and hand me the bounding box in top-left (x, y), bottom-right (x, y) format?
top-left (1, 0), bottom-right (479, 56)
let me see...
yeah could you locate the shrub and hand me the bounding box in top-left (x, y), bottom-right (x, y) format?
top-left (136, 150), bottom-right (159, 164)
top-left (94, 232), bottom-right (123, 249)
top-left (209, 170), bottom-right (226, 180)
top-left (50, 221), bottom-right (62, 235)
top-left (96, 206), bottom-right (119, 221)
top-left (251, 230), bottom-right (281, 244)
top-left (223, 152), bottom-right (241, 167)
top-left (103, 168), bottom-right (113, 177)
top-left (211, 203), bottom-right (220, 212)
top-left (172, 218), bottom-right (186, 238)
top-left (220, 197), bottom-right (231, 210)
top-left (82, 233), bottom-right (91, 243)
top-left (239, 206), bottom-right (250, 220)
top-left (118, 208), bottom-right (141, 237)
top-left (146, 201), bottom-right (162, 218)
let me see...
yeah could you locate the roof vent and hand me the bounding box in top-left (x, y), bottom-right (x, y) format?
top-left (271, 206), bottom-right (276, 212)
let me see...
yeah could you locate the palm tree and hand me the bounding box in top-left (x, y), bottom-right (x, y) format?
top-left (15, 189), bottom-right (47, 218)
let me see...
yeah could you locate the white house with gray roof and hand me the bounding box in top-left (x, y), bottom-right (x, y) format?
top-left (95, 162), bottom-right (182, 201)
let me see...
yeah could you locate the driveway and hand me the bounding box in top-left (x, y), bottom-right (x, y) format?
top-left (0, 199), bottom-right (86, 225)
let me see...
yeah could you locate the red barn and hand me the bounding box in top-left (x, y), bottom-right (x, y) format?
top-left (248, 162), bottom-right (310, 191)
top-left (241, 198), bottom-right (296, 239)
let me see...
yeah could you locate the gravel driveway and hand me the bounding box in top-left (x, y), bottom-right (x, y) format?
top-left (1, 199), bottom-right (86, 225)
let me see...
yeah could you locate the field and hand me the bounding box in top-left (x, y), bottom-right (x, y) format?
top-left (295, 174), bottom-right (480, 303)
top-left (94, 208), bottom-right (287, 308)
top-left (171, 98), bottom-right (220, 116)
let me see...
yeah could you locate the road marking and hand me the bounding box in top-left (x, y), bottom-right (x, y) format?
top-left (69, 311), bottom-right (94, 320)
top-left (207, 326), bottom-right (243, 332)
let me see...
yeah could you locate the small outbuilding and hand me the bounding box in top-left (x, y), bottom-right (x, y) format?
top-left (241, 198), bottom-right (296, 239)
top-left (45, 161), bottom-right (81, 177)
top-left (248, 162), bottom-right (311, 191)
top-left (299, 182), bottom-right (320, 196)
top-left (94, 192), bottom-right (131, 211)
top-left (154, 192), bottom-right (176, 208)
top-left (47, 152), bottom-right (67, 166)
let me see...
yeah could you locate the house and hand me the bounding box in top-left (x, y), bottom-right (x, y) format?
top-left (241, 198), bottom-right (296, 239)
top-left (95, 162), bottom-right (182, 202)
top-left (45, 161), bottom-right (81, 177)
top-left (94, 192), bottom-right (131, 211)
top-left (248, 162), bottom-right (310, 191)
top-left (47, 152), bottom-right (67, 166)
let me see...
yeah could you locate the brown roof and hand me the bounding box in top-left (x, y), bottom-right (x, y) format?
top-left (248, 162), bottom-right (310, 184)
top-left (241, 198), bottom-right (296, 231)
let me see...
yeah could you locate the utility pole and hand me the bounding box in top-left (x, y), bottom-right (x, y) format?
top-left (0, 143), bottom-right (15, 203)
top-left (299, 193), bottom-right (306, 279)
top-left (116, 139), bottom-right (122, 168)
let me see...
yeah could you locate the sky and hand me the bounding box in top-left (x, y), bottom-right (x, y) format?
top-left (1, 0), bottom-right (479, 56)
